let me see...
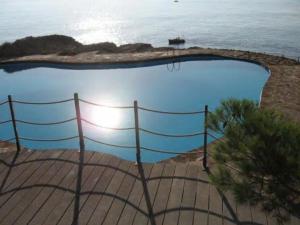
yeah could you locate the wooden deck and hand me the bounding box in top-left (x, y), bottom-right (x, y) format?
top-left (0, 149), bottom-right (298, 225)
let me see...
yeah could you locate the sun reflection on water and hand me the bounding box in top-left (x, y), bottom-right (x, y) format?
top-left (90, 107), bottom-right (121, 129)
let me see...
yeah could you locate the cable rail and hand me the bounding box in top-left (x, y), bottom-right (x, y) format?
top-left (19, 136), bottom-right (79, 142)
top-left (0, 137), bottom-right (15, 142)
top-left (15, 117), bottom-right (76, 126)
top-left (0, 120), bottom-right (12, 125)
top-left (140, 128), bottom-right (204, 138)
top-left (84, 136), bottom-right (136, 149)
top-left (0, 93), bottom-right (213, 168)
top-left (12, 98), bottom-right (74, 105)
top-left (4, 96), bottom-right (205, 114)
top-left (138, 106), bottom-right (204, 115)
top-left (0, 100), bottom-right (8, 106)
top-left (79, 98), bottom-right (133, 109)
top-left (81, 118), bottom-right (135, 131)
top-left (141, 146), bottom-right (201, 155)
top-left (207, 133), bottom-right (222, 141)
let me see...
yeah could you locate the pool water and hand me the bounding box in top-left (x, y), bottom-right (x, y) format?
top-left (0, 57), bottom-right (269, 162)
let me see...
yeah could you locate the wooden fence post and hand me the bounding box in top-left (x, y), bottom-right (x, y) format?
top-left (203, 105), bottom-right (208, 169)
top-left (74, 93), bottom-right (85, 153)
top-left (134, 101), bottom-right (141, 164)
top-left (8, 95), bottom-right (21, 153)
top-left (73, 93), bottom-right (85, 225)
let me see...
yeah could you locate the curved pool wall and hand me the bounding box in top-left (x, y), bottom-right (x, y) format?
top-left (0, 56), bottom-right (270, 162)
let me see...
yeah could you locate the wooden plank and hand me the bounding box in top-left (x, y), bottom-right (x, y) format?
top-left (101, 163), bottom-right (140, 225)
top-left (78, 155), bottom-right (121, 225)
top-left (236, 202), bottom-right (253, 225)
top-left (0, 150), bottom-right (65, 224)
top-left (0, 150), bottom-right (33, 184)
top-left (222, 192), bottom-right (238, 225)
top-left (0, 151), bottom-right (15, 161)
top-left (86, 160), bottom-right (132, 225)
top-left (251, 205), bottom-right (267, 225)
top-left (207, 183), bottom-right (223, 225)
top-left (116, 163), bottom-right (153, 225)
top-left (0, 151), bottom-right (47, 207)
top-left (178, 164), bottom-right (199, 225)
top-left (0, 151), bottom-right (16, 175)
top-left (149, 163), bottom-right (176, 225)
top-left (193, 168), bottom-right (210, 225)
top-left (289, 215), bottom-right (300, 225)
top-left (163, 163), bottom-right (188, 225)
top-left (39, 151), bottom-right (95, 225)
top-left (266, 212), bottom-right (279, 225)
top-left (5, 151), bottom-right (72, 224)
top-left (55, 151), bottom-right (104, 225)
top-left (132, 163), bottom-right (165, 225)
top-left (19, 150), bottom-right (86, 225)
top-left (0, 150), bottom-right (41, 191)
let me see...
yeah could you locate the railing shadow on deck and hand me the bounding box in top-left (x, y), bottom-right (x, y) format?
top-left (0, 150), bottom-right (265, 225)
top-left (0, 94), bottom-right (269, 225)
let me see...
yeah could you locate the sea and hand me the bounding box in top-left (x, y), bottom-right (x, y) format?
top-left (0, 0), bottom-right (300, 58)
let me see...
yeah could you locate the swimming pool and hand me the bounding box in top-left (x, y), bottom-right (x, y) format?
top-left (0, 56), bottom-right (270, 162)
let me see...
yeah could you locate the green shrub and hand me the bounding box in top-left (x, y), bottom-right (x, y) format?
top-left (208, 99), bottom-right (300, 224)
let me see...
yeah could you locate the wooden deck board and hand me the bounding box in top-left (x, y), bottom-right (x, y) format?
top-left (237, 202), bottom-right (253, 225)
top-left (0, 150), bottom-right (37, 192)
top-left (222, 192), bottom-right (238, 225)
top-left (251, 205), bottom-right (268, 225)
top-left (11, 151), bottom-right (75, 225)
top-left (101, 163), bottom-right (139, 225)
top-left (40, 152), bottom-right (94, 225)
top-left (86, 160), bottom-right (132, 225)
top-left (53, 152), bottom-right (100, 225)
top-left (0, 149), bottom-right (296, 225)
top-left (0, 150), bottom-right (32, 186)
top-left (116, 163), bottom-right (153, 225)
top-left (193, 168), bottom-right (210, 225)
top-left (149, 163), bottom-right (176, 225)
top-left (163, 163), bottom-right (188, 225)
top-left (18, 150), bottom-right (81, 225)
top-left (0, 151), bottom-right (46, 207)
top-left (78, 155), bottom-right (121, 225)
top-left (0, 150), bottom-right (65, 225)
top-left (132, 163), bottom-right (165, 225)
top-left (207, 183), bottom-right (223, 225)
top-left (55, 152), bottom-right (104, 225)
top-left (178, 164), bottom-right (199, 225)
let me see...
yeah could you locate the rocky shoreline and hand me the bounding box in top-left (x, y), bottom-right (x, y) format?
top-left (1, 35), bottom-right (299, 162)
top-left (0, 35), bottom-right (171, 59)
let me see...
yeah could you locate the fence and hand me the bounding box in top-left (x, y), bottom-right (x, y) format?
top-left (0, 93), bottom-right (219, 168)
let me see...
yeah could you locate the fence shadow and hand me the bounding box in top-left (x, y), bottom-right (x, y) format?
top-left (0, 149), bottom-right (271, 225)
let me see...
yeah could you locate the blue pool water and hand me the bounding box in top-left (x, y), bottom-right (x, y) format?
top-left (0, 57), bottom-right (269, 162)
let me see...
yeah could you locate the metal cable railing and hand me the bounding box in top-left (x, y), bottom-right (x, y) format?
top-left (0, 94), bottom-right (212, 167)
top-left (81, 118), bottom-right (135, 131)
top-left (207, 133), bottom-right (220, 141)
top-left (79, 98), bottom-right (133, 109)
top-left (140, 128), bottom-right (204, 138)
top-left (12, 98), bottom-right (74, 105)
top-left (138, 106), bottom-right (204, 115)
top-left (0, 137), bottom-right (15, 142)
top-left (0, 120), bottom-right (12, 125)
top-left (15, 118), bottom-right (76, 126)
top-left (19, 136), bottom-right (79, 142)
top-left (84, 136), bottom-right (135, 149)
top-left (141, 146), bottom-right (201, 155)
top-left (0, 100), bottom-right (8, 106)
